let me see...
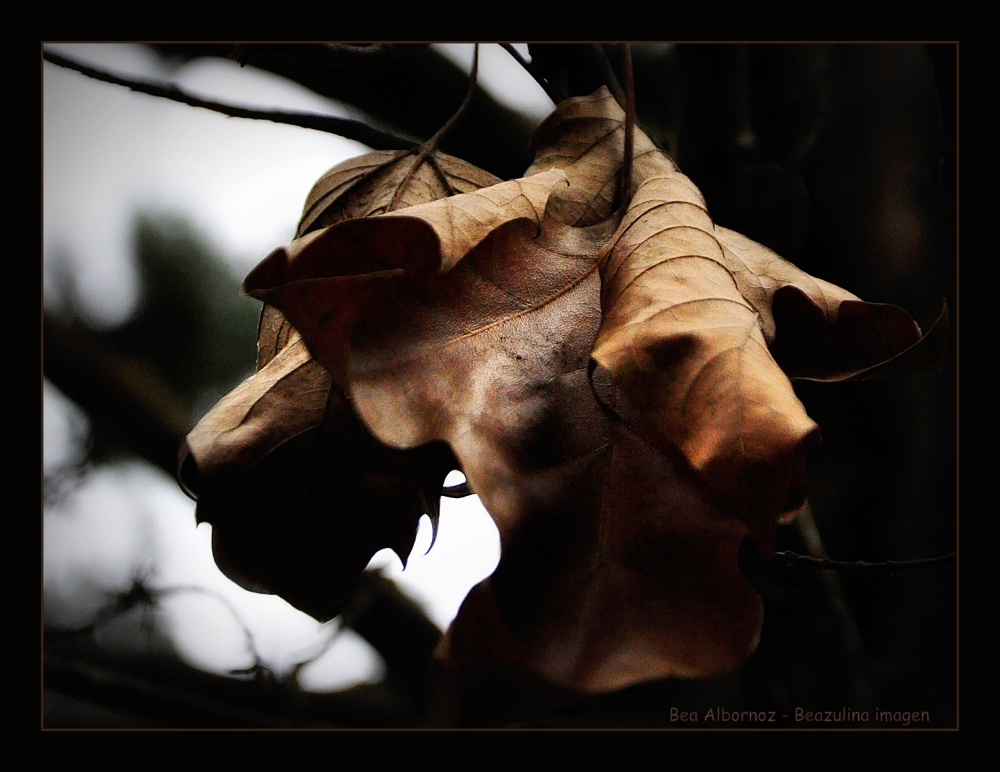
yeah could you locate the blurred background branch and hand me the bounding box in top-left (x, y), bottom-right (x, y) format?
top-left (44, 49), bottom-right (415, 152)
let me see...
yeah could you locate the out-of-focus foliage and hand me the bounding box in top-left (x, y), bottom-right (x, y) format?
top-left (44, 213), bottom-right (259, 476)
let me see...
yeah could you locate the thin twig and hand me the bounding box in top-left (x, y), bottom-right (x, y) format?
top-left (148, 584), bottom-right (268, 678)
top-left (794, 503), bottom-right (872, 710)
top-left (46, 574), bottom-right (270, 680)
top-left (130, 579), bottom-right (269, 676)
top-left (287, 621), bottom-right (343, 684)
top-left (388, 44), bottom-right (481, 212)
top-left (772, 550), bottom-right (956, 573)
top-left (43, 48), bottom-right (414, 151)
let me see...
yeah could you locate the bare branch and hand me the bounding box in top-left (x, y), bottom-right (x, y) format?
top-left (43, 49), bottom-right (414, 151)
top-left (143, 43), bottom-right (539, 180)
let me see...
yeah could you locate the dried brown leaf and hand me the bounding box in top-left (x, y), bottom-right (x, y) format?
top-left (240, 171), bottom-right (774, 722)
top-left (298, 148), bottom-right (502, 235)
top-left (181, 89), bottom-right (948, 726)
top-left (526, 86), bottom-right (663, 225)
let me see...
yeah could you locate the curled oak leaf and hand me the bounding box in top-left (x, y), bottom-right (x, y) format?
top-left (180, 150), bottom-right (499, 621)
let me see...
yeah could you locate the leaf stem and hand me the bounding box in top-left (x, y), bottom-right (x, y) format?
top-left (388, 44), bottom-right (481, 211)
top-left (619, 43), bottom-right (635, 210)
